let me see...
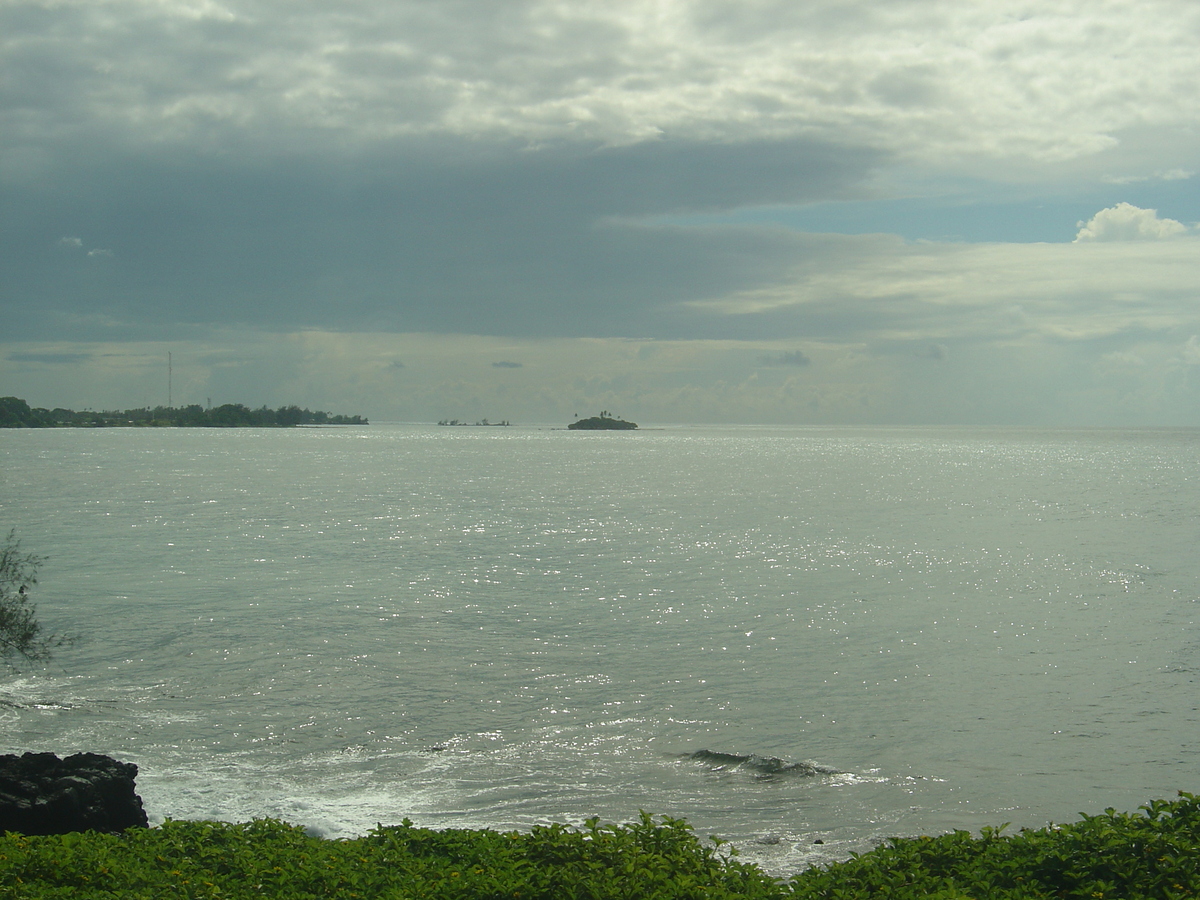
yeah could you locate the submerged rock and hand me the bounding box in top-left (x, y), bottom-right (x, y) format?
top-left (687, 749), bottom-right (839, 779)
top-left (0, 751), bottom-right (149, 835)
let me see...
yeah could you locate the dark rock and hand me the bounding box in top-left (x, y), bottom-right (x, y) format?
top-left (0, 752), bottom-right (149, 835)
top-left (686, 748), bottom-right (840, 778)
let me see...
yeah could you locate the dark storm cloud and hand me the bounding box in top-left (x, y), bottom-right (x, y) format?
top-left (1, 136), bottom-right (882, 342)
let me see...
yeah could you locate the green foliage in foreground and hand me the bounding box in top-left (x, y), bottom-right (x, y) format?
top-left (1, 794), bottom-right (1199, 899)
top-left (786, 792), bottom-right (1200, 900)
top-left (0, 813), bottom-right (778, 900)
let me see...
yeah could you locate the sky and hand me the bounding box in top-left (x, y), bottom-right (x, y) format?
top-left (4, 0), bottom-right (1200, 426)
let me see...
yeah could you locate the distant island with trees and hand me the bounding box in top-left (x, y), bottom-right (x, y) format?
top-left (0, 397), bottom-right (367, 428)
top-left (568, 411), bottom-right (638, 430)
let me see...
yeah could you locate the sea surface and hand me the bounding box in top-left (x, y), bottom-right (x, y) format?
top-left (2, 424), bottom-right (1198, 875)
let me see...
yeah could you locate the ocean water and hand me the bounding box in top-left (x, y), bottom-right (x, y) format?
top-left (1, 424), bottom-right (1198, 875)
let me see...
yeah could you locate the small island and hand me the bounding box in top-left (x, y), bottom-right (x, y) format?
top-left (568, 410), bottom-right (638, 430)
top-left (0, 397), bottom-right (367, 428)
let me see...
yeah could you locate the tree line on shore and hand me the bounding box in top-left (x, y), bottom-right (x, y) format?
top-left (0, 397), bottom-right (367, 428)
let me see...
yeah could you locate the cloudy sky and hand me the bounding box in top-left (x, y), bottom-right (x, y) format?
top-left (4, 0), bottom-right (1200, 425)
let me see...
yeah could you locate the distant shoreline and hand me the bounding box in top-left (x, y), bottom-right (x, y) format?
top-left (1, 397), bottom-right (368, 428)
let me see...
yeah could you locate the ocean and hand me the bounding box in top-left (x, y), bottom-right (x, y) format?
top-left (2, 424), bottom-right (1197, 875)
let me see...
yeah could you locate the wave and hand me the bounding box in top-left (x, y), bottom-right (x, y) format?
top-left (684, 749), bottom-right (840, 779)
top-left (0, 677), bottom-right (82, 712)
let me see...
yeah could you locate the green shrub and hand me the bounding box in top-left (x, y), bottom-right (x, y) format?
top-left (784, 791), bottom-right (1200, 900)
top-left (2, 794), bottom-right (1199, 899)
top-left (0, 812), bottom-right (782, 899)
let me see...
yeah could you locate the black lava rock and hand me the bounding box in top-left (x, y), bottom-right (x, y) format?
top-left (0, 752), bottom-right (149, 835)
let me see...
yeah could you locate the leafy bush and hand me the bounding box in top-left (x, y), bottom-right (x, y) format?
top-left (0, 813), bottom-right (781, 899)
top-left (785, 791), bottom-right (1200, 900)
top-left (2, 795), bottom-right (1199, 899)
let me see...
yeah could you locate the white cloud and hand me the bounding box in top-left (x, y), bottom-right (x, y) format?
top-left (686, 234), bottom-right (1200, 345)
top-left (1101, 168), bottom-right (1194, 185)
top-left (1102, 350), bottom-right (1146, 368)
top-left (1183, 335), bottom-right (1200, 365)
top-left (6, 1), bottom-right (1200, 178)
top-left (1074, 203), bottom-right (1190, 242)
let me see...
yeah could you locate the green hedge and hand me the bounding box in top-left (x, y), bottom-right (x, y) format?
top-left (0, 812), bottom-right (778, 900)
top-left (1, 794), bottom-right (1198, 899)
top-left (787, 793), bottom-right (1200, 900)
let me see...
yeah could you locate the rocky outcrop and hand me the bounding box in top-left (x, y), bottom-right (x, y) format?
top-left (686, 749), bottom-right (840, 779)
top-left (0, 752), bottom-right (149, 835)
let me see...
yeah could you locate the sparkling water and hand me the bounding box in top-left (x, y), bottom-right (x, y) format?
top-left (2, 424), bottom-right (1198, 875)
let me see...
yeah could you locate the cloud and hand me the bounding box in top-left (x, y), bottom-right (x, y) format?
top-left (1074, 203), bottom-right (1190, 242)
top-left (1102, 350), bottom-right (1146, 368)
top-left (915, 344), bottom-right (947, 360)
top-left (6, 1), bottom-right (1200, 178)
top-left (1, 137), bottom-right (877, 342)
top-left (6, 351), bottom-right (93, 365)
top-left (685, 234), bottom-right (1200, 346)
top-left (1184, 336), bottom-right (1200, 365)
top-left (6, 2), bottom-right (1200, 426)
top-left (759, 350), bottom-right (811, 367)
top-left (56, 235), bottom-right (111, 257)
top-left (1101, 168), bottom-right (1194, 185)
